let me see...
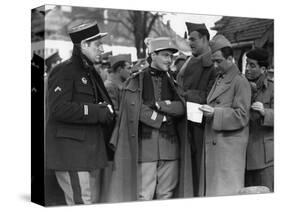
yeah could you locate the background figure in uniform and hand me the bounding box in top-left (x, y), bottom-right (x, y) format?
top-left (176, 22), bottom-right (217, 196)
top-left (106, 37), bottom-right (193, 202)
top-left (245, 48), bottom-right (274, 192)
top-left (170, 54), bottom-right (187, 79)
top-left (46, 22), bottom-right (115, 205)
top-left (31, 53), bottom-right (45, 204)
top-left (104, 54), bottom-right (132, 115)
top-left (43, 51), bottom-right (66, 206)
top-left (199, 35), bottom-right (251, 196)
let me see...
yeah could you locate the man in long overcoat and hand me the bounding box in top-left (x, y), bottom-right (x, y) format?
top-left (176, 22), bottom-right (217, 195)
top-left (105, 37), bottom-right (193, 202)
top-left (46, 22), bottom-right (115, 205)
top-left (199, 35), bottom-right (251, 196)
top-left (244, 48), bottom-right (274, 191)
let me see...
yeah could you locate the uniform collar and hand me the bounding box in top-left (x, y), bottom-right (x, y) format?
top-left (148, 66), bottom-right (166, 77)
top-left (71, 46), bottom-right (94, 71)
top-left (193, 50), bottom-right (212, 67)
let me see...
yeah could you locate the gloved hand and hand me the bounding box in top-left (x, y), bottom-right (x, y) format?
top-left (97, 102), bottom-right (115, 124)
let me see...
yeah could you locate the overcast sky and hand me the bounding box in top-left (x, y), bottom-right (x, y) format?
top-left (164, 13), bottom-right (222, 38)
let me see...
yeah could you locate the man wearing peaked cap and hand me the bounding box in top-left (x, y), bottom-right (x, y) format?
top-left (198, 34), bottom-right (251, 196)
top-left (176, 22), bottom-right (217, 196)
top-left (105, 37), bottom-right (193, 202)
top-left (104, 54), bottom-right (132, 114)
top-left (244, 48), bottom-right (274, 192)
top-left (145, 37), bottom-right (178, 54)
top-left (46, 22), bottom-right (116, 205)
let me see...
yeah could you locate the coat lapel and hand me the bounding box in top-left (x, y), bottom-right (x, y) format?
top-left (207, 64), bottom-right (240, 104)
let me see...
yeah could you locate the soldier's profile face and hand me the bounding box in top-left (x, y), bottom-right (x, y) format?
top-left (189, 31), bottom-right (205, 56)
top-left (151, 50), bottom-right (173, 71)
top-left (82, 39), bottom-right (104, 63)
top-left (120, 62), bottom-right (131, 81)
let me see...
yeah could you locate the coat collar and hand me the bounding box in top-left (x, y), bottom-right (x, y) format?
top-left (191, 50), bottom-right (213, 67)
top-left (200, 50), bottom-right (213, 67)
top-left (207, 63), bottom-right (240, 103)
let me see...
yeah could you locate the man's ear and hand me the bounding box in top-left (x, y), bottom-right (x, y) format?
top-left (260, 66), bottom-right (266, 74)
top-left (150, 52), bottom-right (156, 60)
top-left (80, 40), bottom-right (88, 49)
top-left (227, 56), bottom-right (234, 64)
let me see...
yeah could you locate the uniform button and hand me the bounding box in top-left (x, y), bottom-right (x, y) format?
top-left (216, 100), bottom-right (220, 104)
top-left (130, 119), bottom-right (134, 123)
top-left (131, 134), bottom-right (135, 137)
top-left (131, 102), bottom-right (135, 105)
top-left (212, 140), bottom-right (216, 145)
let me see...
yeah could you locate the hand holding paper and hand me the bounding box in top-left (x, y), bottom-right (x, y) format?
top-left (199, 104), bottom-right (215, 118)
top-left (186, 102), bottom-right (203, 123)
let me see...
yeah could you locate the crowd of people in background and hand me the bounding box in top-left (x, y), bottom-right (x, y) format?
top-left (31, 20), bottom-right (274, 206)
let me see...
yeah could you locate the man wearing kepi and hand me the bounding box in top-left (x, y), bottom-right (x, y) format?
top-left (245, 48), bottom-right (274, 192)
top-left (46, 22), bottom-right (115, 205)
top-left (199, 35), bottom-right (251, 196)
top-left (106, 37), bottom-right (193, 202)
top-left (104, 54), bottom-right (132, 115)
top-left (176, 22), bottom-right (216, 196)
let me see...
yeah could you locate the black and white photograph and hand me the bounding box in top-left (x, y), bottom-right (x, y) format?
top-left (31, 2), bottom-right (275, 207)
top-left (1, 0), bottom-right (280, 211)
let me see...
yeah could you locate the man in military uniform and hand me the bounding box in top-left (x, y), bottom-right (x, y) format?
top-left (46, 22), bottom-right (115, 205)
top-left (104, 54), bottom-right (132, 114)
top-left (106, 37), bottom-right (193, 202)
top-left (176, 22), bottom-right (217, 196)
top-left (31, 53), bottom-right (45, 204)
top-left (199, 35), bottom-right (251, 196)
top-left (245, 48), bottom-right (274, 192)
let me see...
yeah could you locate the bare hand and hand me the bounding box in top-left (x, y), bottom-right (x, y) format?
top-left (251, 101), bottom-right (265, 116)
top-left (199, 105), bottom-right (214, 117)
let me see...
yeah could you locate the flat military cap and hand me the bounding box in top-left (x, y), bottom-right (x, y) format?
top-left (185, 22), bottom-right (208, 35)
top-left (69, 22), bottom-right (107, 44)
top-left (45, 51), bottom-right (62, 68)
top-left (209, 34), bottom-right (231, 53)
top-left (145, 37), bottom-right (178, 54)
top-left (109, 54), bottom-right (132, 67)
top-left (246, 48), bottom-right (269, 62)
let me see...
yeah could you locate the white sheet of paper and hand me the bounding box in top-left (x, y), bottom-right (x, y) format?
top-left (186, 102), bottom-right (203, 123)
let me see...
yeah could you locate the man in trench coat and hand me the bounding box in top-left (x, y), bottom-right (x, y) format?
top-left (244, 48), bottom-right (274, 191)
top-left (105, 37), bottom-right (193, 202)
top-left (199, 35), bottom-right (251, 196)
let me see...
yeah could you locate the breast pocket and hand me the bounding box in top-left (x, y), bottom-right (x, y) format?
top-left (74, 80), bottom-right (95, 102)
top-left (75, 81), bottom-right (94, 95)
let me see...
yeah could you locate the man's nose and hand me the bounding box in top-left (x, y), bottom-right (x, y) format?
top-left (99, 45), bottom-right (104, 53)
top-left (214, 62), bottom-right (218, 68)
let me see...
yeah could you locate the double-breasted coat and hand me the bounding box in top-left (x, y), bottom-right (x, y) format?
top-left (104, 69), bottom-right (194, 202)
top-left (199, 63), bottom-right (251, 196)
top-left (46, 49), bottom-right (115, 171)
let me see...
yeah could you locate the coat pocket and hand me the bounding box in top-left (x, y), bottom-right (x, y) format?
top-left (263, 136), bottom-right (274, 163)
top-left (75, 81), bottom-right (94, 95)
top-left (56, 127), bottom-right (86, 142)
